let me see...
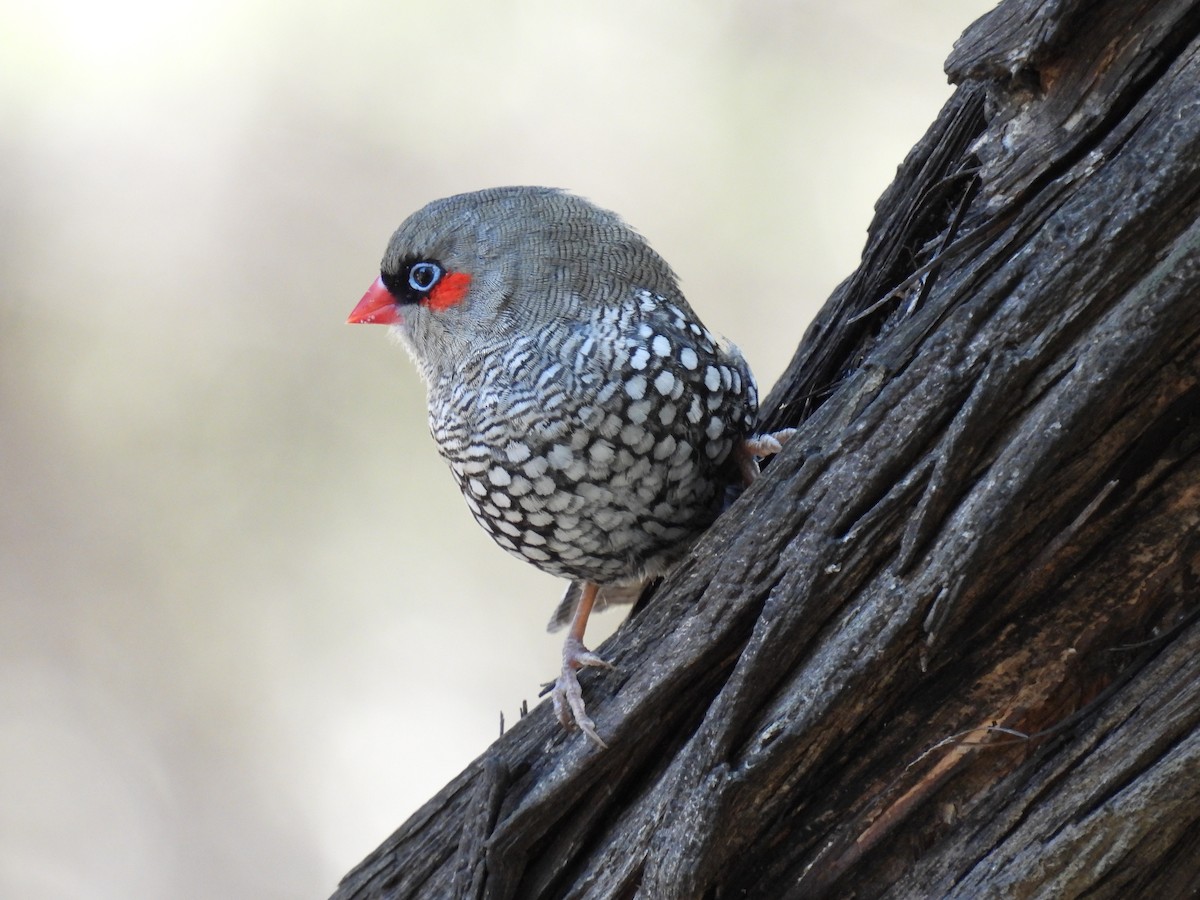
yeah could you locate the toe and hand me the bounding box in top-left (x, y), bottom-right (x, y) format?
top-left (562, 636), bottom-right (613, 671)
top-left (551, 668), bottom-right (608, 747)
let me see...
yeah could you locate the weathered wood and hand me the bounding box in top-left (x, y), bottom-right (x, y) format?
top-left (334, 0), bottom-right (1200, 896)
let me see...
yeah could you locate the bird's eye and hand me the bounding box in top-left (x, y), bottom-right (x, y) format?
top-left (408, 261), bottom-right (442, 292)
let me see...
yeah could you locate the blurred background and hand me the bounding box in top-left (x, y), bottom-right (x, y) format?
top-left (1, 1), bottom-right (994, 896)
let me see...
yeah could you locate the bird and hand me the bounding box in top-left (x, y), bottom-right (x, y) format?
top-left (347, 187), bottom-right (789, 745)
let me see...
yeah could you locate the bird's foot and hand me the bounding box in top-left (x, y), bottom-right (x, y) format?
top-left (744, 427), bottom-right (796, 458)
top-left (549, 636), bottom-right (614, 747)
top-left (738, 427), bottom-right (797, 484)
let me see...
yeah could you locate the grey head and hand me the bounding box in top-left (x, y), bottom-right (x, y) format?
top-left (366, 187), bottom-right (688, 382)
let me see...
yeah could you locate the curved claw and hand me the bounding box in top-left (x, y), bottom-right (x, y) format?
top-left (551, 667), bottom-right (608, 748)
top-left (551, 636), bottom-right (613, 747)
top-left (563, 636), bottom-right (614, 671)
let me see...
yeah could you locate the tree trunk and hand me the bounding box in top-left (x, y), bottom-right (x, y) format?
top-left (333, 0), bottom-right (1200, 896)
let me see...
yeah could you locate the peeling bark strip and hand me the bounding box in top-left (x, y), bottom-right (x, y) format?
top-left (334, 1), bottom-right (1200, 897)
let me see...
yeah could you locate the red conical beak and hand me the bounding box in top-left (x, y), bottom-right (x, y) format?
top-left (347, 277), bottom-right (401, 325)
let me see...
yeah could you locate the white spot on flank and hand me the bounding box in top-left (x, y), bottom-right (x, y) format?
top-left (704, 366), bottom-right (721, 392)
top-left (630, 348), bottom-right (651, 370)
top-left (460, 457), bottom-right (489, 476)
top-left (627, 399), bottom-right (652, 425)
top-left (523, 456), bottom-right (549, 478)
top-left (658, 403), bottom-right (677, 426)
top-left (578, 483), bottom-right (613, 505)
top-left (620, 423), bottom-right (646, 446)
top-left (504, 441), bottom-right (531, 464)
top-left (652, 334), bottom-right (671, 357)
top-left (547, 445), bottom-right (574, 470)
top-left (488, 467), bottom-right (512, 487)
top-left (654, 371), bottom-right (676, 396)
top-left (547, 493), bottom-right (573, 512)
top-left (630, 430), bottom-right (656, 455)
top-left (668, 461), bottom-right (693, 482)
top-left (589, 441), bottom-right (616, 464)
top-left (625, 374), bottom-right (647, 400)
top-left (679, 347), bottom-right (699, 370)
top-left (626, 457), bottom-right (651, 482)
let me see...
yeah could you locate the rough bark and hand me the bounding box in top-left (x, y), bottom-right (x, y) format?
top-left (334, 0), bottom-right (1200, 896)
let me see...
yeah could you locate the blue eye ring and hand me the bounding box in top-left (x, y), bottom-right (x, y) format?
top-left (408, 261), bottom-right (443, 292)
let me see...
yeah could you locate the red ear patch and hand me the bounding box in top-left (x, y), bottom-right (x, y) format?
top-left (424, 271), bottom-right (471, 311)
